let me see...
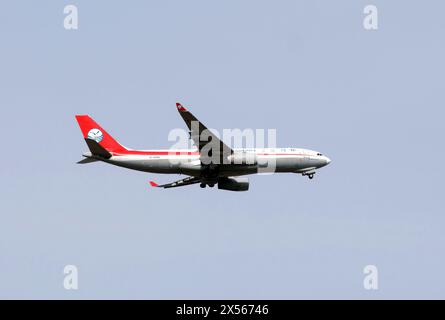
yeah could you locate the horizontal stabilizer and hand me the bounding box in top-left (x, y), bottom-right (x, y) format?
top-left (84, 138), bottom-right (112, 159)
top-left (77, 157), bottom-right (99, 164)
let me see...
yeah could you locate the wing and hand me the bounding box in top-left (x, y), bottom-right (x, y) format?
top-left (176, 103), bottom-right (233, 165)
top-left (149, 176), bottom-right (201, 189)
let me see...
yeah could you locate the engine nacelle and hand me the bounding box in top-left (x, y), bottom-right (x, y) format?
top-left (226, 152), bottom-right (257, 165)
top-left (218, 177), bottom-right (249, 191)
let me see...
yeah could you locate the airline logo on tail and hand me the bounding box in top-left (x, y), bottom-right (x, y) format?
top-left (87, 128), bottom-right (103, 143)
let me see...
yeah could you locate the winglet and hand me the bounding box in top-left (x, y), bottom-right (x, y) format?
top-left (176, 102), bottom-right (187, 112)
top-left (149, 181), bottom-right (159, 187)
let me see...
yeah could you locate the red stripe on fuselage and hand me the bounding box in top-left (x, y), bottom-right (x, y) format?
top-left (111, 150), bottom-right (200, 156)
top-left (257, 153), bottom-right (307, 156)
top-left (110, 151), bottom-right (310, 157)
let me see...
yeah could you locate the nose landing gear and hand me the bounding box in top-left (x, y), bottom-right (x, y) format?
top-left (302, 170), bottom-right (316, 180)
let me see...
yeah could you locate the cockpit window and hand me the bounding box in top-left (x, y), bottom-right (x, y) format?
top-left (317, 153), bottom-right (323, 156)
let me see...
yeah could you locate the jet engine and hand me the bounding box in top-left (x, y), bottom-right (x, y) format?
top-left (218, 177), bottom-right (249, 191)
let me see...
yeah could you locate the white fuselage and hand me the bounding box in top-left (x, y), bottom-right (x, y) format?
top-left (95, 147), bottom-right (331, 177)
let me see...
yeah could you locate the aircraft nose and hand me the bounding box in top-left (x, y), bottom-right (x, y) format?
top-left (325, 156), bottom-right (331, 165)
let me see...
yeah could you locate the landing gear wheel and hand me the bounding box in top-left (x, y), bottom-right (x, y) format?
top-left (208, 183), bottom-right (215, 188)
top-left (200, 183), bottom-right (206, 188)
top-left (308, 174), bottom-right (314, 179)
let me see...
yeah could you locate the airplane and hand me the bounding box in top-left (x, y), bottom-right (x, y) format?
top-left (75, 103), bottom-right (331, 191)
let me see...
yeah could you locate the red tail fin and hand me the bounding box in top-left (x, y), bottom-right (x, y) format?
top-left (75, 115), bottom-right (127, 152)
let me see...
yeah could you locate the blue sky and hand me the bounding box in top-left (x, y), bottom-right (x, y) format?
top-left (0, 0), bottom-right (444, 298)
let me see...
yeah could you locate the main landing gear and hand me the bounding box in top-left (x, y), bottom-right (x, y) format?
top-left (200, 164), bottom-right (218, 189)
top-left (200, 182), bottom-right (215, 188)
